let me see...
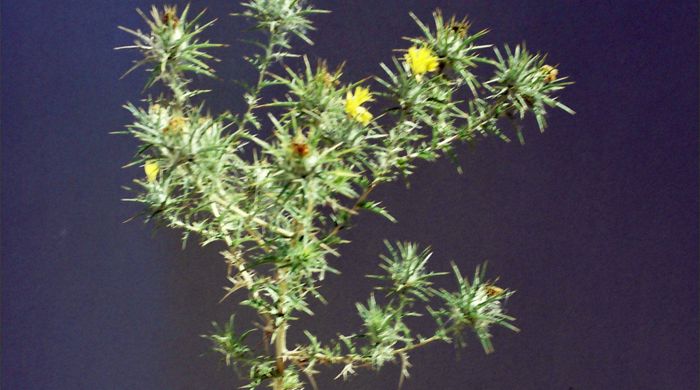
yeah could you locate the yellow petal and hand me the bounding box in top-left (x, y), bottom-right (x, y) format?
top-left (352, 86), bottom-right (372, 105)
top-left (405, 46), bottom-right (440, 78)
top-left (354, 106), bottom-right (373, 125)
top-left (144, 160), bottom-right (159, 183)
top-left (345, 98), bottom-right (359, 117)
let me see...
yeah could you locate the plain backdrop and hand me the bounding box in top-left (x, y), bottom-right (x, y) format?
top-left (2, 1), bottom-right (698, 389)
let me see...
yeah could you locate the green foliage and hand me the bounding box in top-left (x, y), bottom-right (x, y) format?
top-left (117, 2), bottom-right (573, 389)
top-left (206, 315), bottom-right (255, 367)
top-left (430, 263), bottom-right (519, 354)
top-left (238, 0), bottom-right (323, 46)
top-left (117, 5), bottom-right (223, 104)
top-left (406, 11), bottom-right (489, 95)
top-left (369, 241), bottom-right (445, 302)
top-left (485, 45), bottom-right (575, 142)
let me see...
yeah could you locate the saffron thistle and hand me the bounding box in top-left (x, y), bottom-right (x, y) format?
top-left (345, 86), bottom-right (373, 125)
top-left (118, 4), bottom-right (575, 389)
top-left (144, 160), bottom-right (159, 183)
top-left (405, 46), bottom-right (440, 79)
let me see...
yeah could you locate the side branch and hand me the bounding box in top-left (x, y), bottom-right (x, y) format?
top-left (284, 334), bottom-right (445, 370)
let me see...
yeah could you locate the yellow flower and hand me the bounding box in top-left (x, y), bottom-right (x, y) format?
top-left (345, 86), bottom-right (374, 125)
top-left (144, 160), bottom-right (159, 183)
top-left (345, 86), bottom-right (372, 113)
top-left (405, 46), bottom-right (440, 79)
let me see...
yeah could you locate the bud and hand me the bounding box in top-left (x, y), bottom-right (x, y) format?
top-left (144, 160), bottom-right (159, 183)
top-left (540, 64), bottom-right (558, 83)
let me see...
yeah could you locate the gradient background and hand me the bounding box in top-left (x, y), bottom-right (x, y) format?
top-left (2, 1), bottom-right (698, 389)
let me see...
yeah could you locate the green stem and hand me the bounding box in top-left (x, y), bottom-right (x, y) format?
top-left (284, 334), bottom-right (445, 369)
top-left (237, 27), bottom-right (279, 134)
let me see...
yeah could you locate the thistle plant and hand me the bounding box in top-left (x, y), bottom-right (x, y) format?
top-left (116, 2), bottom-right (573, 389)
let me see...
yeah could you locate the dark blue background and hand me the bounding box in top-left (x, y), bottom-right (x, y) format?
top-left (2, 1), bottom-right (698, 389)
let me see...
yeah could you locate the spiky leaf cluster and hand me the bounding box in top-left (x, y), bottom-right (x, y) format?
top-left (484, 44), bottom-right (575, 143)
top-left (117, 5), bottom-right (223, 104)
top-left (430, 263), bottom-right (519, 353)
top-left (369, 241), bottom-right (445, 302)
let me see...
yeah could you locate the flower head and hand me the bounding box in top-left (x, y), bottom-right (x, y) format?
top-left (405, 46), bottom-right (440, 79)
top-left (165, 115), bottom-right (187, 134)
top-left (144, 160), bottom-right (159, 183)
top-left (291, 134), bottom-right (310, 158)
top-left (345, 86), bottom-right (372, 112)
top-left (540, 64), bottom-right (558, 83)
top-left (345, 86), bottom-right (374, 125)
